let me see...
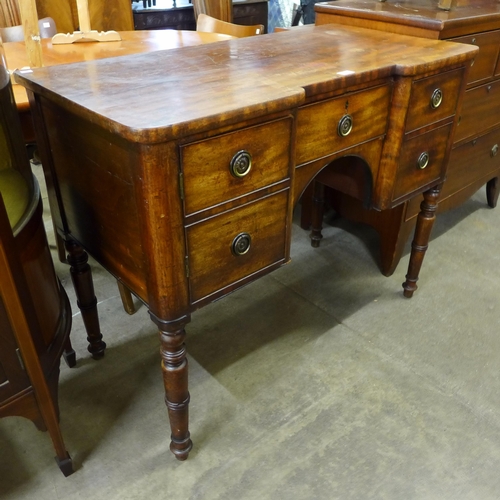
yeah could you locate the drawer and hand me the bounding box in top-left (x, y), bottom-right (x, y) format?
top-left (442, 127), bottom-right (500, 198)
top-left (455, 80), bottom-right (500, 143)
top-left (295, 84), bottom-right (391, 165)
top-left (180, 118), bottom-right (292, 215)
top-left (405, 68), bottom-right (464, 133)
top-left (393, 123), bottom-right (452, 201)
top-left (449, 30), bottom-right (500, 85)
top-left (186, 190), bottom-right (288, 304)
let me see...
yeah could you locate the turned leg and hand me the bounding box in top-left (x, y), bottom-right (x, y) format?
top-left (310, 181), bottom-right (326, 248)
top-left (151, 313), bottom-right (192, 461)
top-left (486, 177), bottom-right (500, 208)
top-left (300, 182), bottom-right (314, 229)
top-left (65, 239), bottom-right (106, 359)
top-left (402, 186), bottom-right (440, 298)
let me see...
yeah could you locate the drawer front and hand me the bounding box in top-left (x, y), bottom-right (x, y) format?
top-left (442, 128), bottom-right (500, 198)
top-left (296, 84), bottom-right (391, 165)
top-left (455, 80), bottom-right (500, 143)
top-left (187, 190), bottom-right (288, 304)
top-left (449, 30), bottom-right (500, 85)
top-left (393, 123), bottom-right (452, 201)
top-left (181, 118), bottom-right (292, 215)
top-left (405, 68), bottom-right (464, 133)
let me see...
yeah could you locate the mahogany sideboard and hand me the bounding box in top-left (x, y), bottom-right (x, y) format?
top-left (315, 0), bottom-right (500, 276)
top-left (133, 0), bottom-right (269, 33)
top-left (16, 25), bottom-right (476, 460)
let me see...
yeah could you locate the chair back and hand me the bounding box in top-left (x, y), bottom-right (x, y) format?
top-left (0, 17), bottom-right (57, 43)
top-left (193, 0), bottom-right (233, 23)
top-left (196, 14), bottom-right (264, 37)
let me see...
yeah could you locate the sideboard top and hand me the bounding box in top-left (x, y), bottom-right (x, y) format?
top-left (315, 1), bottom-right (500, 36)
top-left (15, 24), bottom-right (477, 143)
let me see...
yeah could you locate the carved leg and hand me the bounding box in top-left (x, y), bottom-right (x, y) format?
top-left (117, 280), bottom-right (136, 315)
top-left (151, 313), bottom-right (192, 461)
top-left (310, 181), bottom-right (326, 248)
top-left (65, 239), bottom-right (106, 359)
top-left (486, 177), bottom-right (499, 208)
top-left (402, 186), bottom-right (440, 298)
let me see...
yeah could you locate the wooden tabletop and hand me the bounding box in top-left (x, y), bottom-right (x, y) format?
top-left (4, 30), bottom-right (234, 110)
top-left (15, 24), bottom-right (478, 143)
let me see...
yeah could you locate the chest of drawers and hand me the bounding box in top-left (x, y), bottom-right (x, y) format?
top-left (313, 0), bottom-right (500, 276)
top-left (15, 25), bottom-right (475, 461)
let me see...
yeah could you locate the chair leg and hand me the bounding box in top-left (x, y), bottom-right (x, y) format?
top-left (310, 181), bottom-right (325, 248)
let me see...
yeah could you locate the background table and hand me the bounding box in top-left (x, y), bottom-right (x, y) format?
top-left (4, 29), bottom-right (233, 140)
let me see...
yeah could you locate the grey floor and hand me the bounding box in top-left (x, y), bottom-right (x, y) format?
top-left (1, 167), bottom-right (500, 499)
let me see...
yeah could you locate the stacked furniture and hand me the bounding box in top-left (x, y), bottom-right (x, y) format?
top-left (314, 0), bottom-right (500, 275)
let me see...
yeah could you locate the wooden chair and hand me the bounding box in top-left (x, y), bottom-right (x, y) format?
top-left (0, 49), bottom-right (74, 476)
top-left (196, 13), bottom-right (264, 37)
top-left (0, 16), bottom-right (56, 42)
top-left (193, 0), bottom-right (233, 23)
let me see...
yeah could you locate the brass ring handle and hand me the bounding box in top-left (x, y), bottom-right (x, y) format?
top-left (430, 88), bottom-right (443, 109)
top-left (417, 152), bottom-right (430, 170)
top-left (231, 232), bottom-right (252, 256)
top-left (229, 151), bottom-right (252, 178)
top-left (338, 114), bottom-right (353, 137)
top-left (491, 144), bottom-right (499, 157)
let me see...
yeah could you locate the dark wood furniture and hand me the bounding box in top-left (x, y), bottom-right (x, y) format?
top-left (133, 0), bottom-right (269, 33)
top-left (314, 0), bottom-right (500, 276)
top-left (0, 51), bottom-right (74, 476)
top-left (16, 25), bottom-right (476, 460)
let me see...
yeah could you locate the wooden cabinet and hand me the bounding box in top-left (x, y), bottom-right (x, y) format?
top-left (315, 0), bottom-right (500, 276)
top-left (16, 24), bottom-right (475, 460)
top-left (0, 45), bottom-right (74, 476)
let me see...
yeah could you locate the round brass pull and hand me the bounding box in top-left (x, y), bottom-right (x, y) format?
top-left (231, 232), bottom-right (251, 256)
top-left (229, 151), bottom-right (252, 178)
top-left (430, 88), bottom-right (443, 109)
top-left (491, 144), bottom-right (499, 157)
top-left (338, 114), bottom-right (353, 137)
top-left (417, 152), bottom-right (430, 170)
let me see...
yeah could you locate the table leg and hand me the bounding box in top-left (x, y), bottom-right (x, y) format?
top-left (65, 239), bottom-right (106, 358)
top-left (151, 313), bottom-right (192, 460)
top-left (310, 181), bottom-right (325, 248)
top-left (402, 185), bottom-right (440, 298)
top-left (486, 177), bottom-right (499, 208)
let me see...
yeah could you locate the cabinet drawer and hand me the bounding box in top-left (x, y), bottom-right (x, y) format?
top-left (393, 123), bottom-right (452, 201)
top-left (405, 68), bottom-right (464, 133)
top-left (180, 118), bottom-right (292, 215)
top-left (187, 190), bottom-right (288, 304)
top-left (449, 30), bottom-right (500, 85)
top-left (455, 79), bottom-right (500, 143)
top-left (442, 128), bottom-right (500, 198)
top-left (295, 84), bottom-right (391, 165)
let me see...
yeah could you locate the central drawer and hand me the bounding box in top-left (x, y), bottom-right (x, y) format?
top-left (180, 118), bottom-right (292, 216)
top-left (295, 84), bottom-right (391, 165)
top-left (186, 190), bottom-right (289, 304)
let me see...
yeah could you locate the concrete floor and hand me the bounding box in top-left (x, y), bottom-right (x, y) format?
top-left (1, 169), bottom-right (500, 499)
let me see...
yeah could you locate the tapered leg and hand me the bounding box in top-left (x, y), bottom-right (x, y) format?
top-left (486, 177), bottom-right (499, 208)
top-left (117, 280), bottom-right (136, 315)
top-left (65, 239), bottom-right (106, 358)
top-left (310, 181), bottom-right (326, 248)
top-left (402, 186), bottom-right (440, 298)
top-left (151, 313), bottom-right (192, 461)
